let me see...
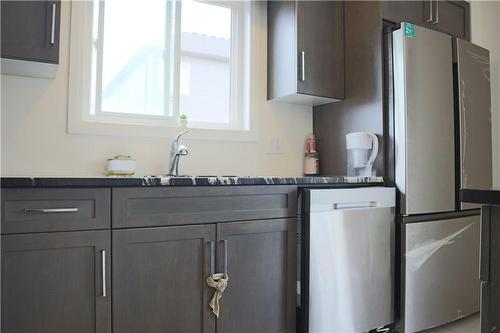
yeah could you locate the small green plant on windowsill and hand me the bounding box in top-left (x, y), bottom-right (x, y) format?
top-left (179, 114), bottom-right (188, 128)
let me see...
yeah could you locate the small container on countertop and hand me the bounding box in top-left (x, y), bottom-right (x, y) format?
top-left (105, 155), bottom-right (136, 176)
top-left (304, 134), bottom-right (320, 175)
top-left (304, 152), bottom-right (320, 175)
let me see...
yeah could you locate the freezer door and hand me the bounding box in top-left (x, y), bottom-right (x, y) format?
top-left (456, 39), bottom-right (492, 209)
top-left (308, 206), bottom-right (395, 332)
top-left (402, 214), bottom-right (480, 333)
top-left (393, 24), bottom-right (455, 215)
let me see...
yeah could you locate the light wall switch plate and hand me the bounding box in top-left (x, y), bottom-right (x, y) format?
top-left (267, 138), bottom-right (284, 154)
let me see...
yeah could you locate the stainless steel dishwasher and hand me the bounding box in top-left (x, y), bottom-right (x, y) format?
top-left (299, 187), bottom-right (396, 333)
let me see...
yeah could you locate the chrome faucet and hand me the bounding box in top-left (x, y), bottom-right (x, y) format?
top-left (168, 130), bottom-right (189, 176)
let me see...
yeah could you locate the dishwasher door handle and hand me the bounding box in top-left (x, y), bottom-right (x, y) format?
top-left (333, 201), bottom-right (376, 210)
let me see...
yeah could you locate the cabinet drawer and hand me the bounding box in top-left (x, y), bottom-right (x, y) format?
top-left (1, 188), bottom-right (111, 234)
top-left (113, 186), bottom-right (297, 228)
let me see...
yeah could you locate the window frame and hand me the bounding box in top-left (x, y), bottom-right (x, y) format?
top-left (68, 0), bottom-right (257, 140)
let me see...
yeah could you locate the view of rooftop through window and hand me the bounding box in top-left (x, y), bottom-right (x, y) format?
top-left (181, 0), bottom-right (231, 39)
top-left (96, 0), bottom-right (235, 126)
top-left (180, 0), bottom-right (232, 124)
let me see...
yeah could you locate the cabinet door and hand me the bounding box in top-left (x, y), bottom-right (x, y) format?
top-left (1, 1), bottom-right (61, 63)
top-left (1, 230), bottom-right (111, 333)
top-left (381, 1), bottom-right (429, 27)
top-left (216, 219), bottom-right (296, 333)
top-left (113, 225), bottom-right (216, 333)
top-left (296, 1), bottom-right (344, 99)
top-left (432, 1), bottom-right (470, 40)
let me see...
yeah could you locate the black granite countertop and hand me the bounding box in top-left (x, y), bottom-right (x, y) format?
top-left (460, 188), bottom-right (500, 206)
top-left (1, 175), bottom-right (384, 188)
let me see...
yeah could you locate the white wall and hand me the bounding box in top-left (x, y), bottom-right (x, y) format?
top-left (0, 1), bottom-right (313, 177)
top-left (2, 2), bottom-right (498, 179)
top-left (470, 0), bottom-right (500, 186)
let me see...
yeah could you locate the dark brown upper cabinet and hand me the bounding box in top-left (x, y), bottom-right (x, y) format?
top-left (381, 1), bottom-right (470, 41)
top-left (381, 1), bottom-right (428, 27)
top-left (1, 1), bottom-right (61, 63)
top-left (267, 1), bottom-right (344, 106)
top-left (428, 0), bottom-right (470, 40)
top-left (1, 0), bottom-right (61, 78)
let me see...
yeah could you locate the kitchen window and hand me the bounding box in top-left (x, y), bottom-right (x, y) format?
top-left (68, 0), bottom-right (256, 139)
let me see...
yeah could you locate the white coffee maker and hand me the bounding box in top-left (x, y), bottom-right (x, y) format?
top-left (345, 132), bottom-right (379, 177)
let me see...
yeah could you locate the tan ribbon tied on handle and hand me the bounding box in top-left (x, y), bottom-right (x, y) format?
top-left (206, 273), bottom-right (229, 318)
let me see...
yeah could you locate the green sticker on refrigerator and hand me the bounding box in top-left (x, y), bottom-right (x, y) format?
top-left (405, 22), bottom-right (415, 38)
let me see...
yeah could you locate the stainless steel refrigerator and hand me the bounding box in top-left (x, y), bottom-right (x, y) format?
top-left (392, 23), bottom-right (492, 333)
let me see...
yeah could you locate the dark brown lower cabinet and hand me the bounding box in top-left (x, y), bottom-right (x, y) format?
top-left (112, 218), bottom-right (297, 333)
top-left (216, 218), bottom-right (297, 333)
top-left (1, 230), bottom-right (111, 333)
top-left (112, 224), bottom-right (216, 333)
top-left (1, 187), bottom-right (298, 332)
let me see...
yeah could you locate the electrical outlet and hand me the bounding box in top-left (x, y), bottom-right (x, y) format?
top-left (267, 138), bottom-right (284, 154)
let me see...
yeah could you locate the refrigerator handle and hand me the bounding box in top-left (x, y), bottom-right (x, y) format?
top-left (480, 207), bottom-right (490, 282)
top-left (426, 0), bottom-right (433, 23)
top-left (434, 0), bottom-right (439, 24)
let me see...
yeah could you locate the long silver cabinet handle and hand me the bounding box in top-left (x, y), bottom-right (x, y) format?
top-left (426, 0), bottom-right (433, 23)
top-left (101, 250), bottom-right (107, 297)
top-left (223, 240), bottom-right (228, 275)
top-left (480, 207), bottom-right (491, 282)
top-left (50, 3), bottom-right (56, 45)
top-left (209, 241), bottom-right (215, 275)
top-left (24, 208), bottom-right (79, 214)
top-left (299, 51), bottom-right (306, 82)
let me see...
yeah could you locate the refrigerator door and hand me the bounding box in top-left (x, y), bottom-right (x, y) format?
top-left (456, 39), bottom-right (492, 209)
top-left (402, 213), bottom-right (480, 333)
top-left (393, 23), bottom-right (455, 215)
